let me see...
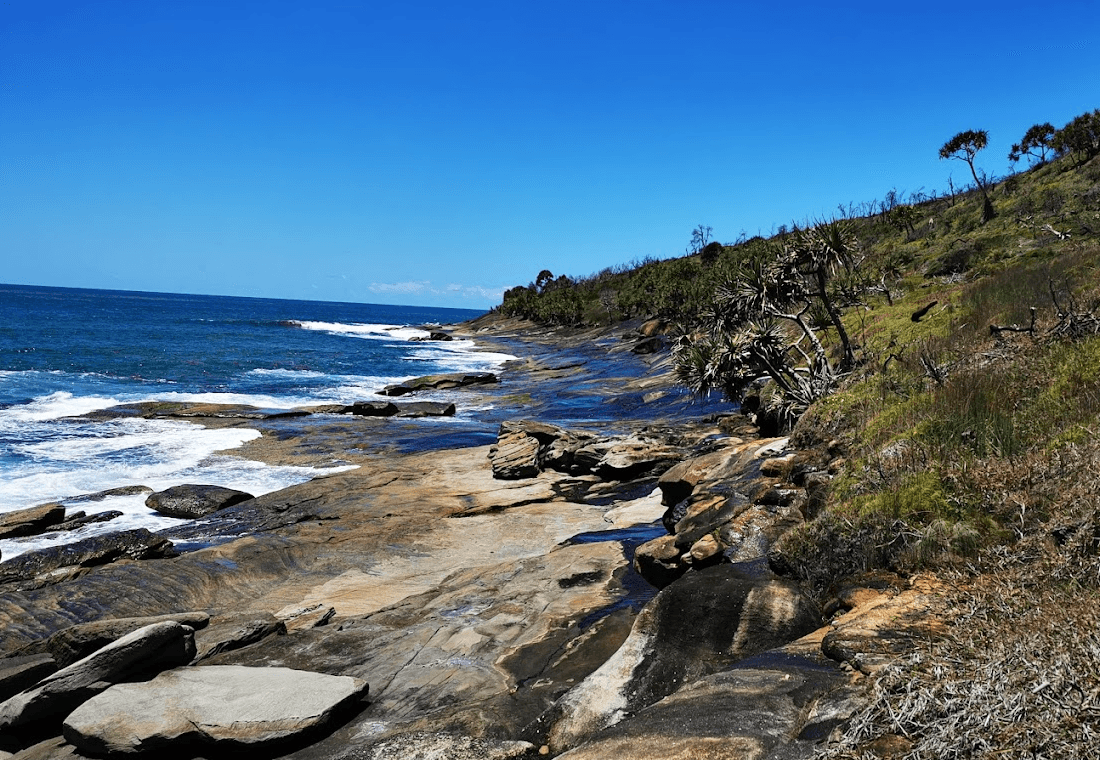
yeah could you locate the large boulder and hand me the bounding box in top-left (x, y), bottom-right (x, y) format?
top-left (63, 665), bottom-right (368, 755)
top-left (0, 503), bottom-right (66, 540)
top-left (0, 621), bottom-right (196, 731)
top-left (542, 564), bottom-right (821, 753)
top-left (37, 612), bottom-right (211, 668)
top-left (145, 484), bottom-right (254, 519)
top-left (0, 529), bottom-right (176, 585)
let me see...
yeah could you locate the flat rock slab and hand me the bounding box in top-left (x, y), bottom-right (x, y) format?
top-left (63, 665), bottom-right (368, 755)
top-left (146, 484), bottom-right (254, 519)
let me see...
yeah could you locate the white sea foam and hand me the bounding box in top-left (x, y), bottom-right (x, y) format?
top-left (290, 320), bottom-right (429, 342)
top-left (3, 392), bottom-right (124, 422)
top-left (0, 414), bottom-right (356, 559)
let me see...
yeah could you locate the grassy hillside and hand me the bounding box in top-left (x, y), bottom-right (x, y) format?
top-left (496, 112), bottom-right (1100, 756)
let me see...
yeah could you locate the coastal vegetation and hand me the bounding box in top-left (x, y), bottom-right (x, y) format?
top-left (497, 105), bottom-right (1100, 756)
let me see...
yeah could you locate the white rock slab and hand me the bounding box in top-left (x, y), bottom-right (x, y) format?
top-left (63, 665), bottom-right (368, 755)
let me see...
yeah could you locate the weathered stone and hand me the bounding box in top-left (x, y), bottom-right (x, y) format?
top-left (362, 732), bottom-right (536, 759)
top-left (0, 529), bottom-right (176, 585)
top-left (0, 654), bottom-right (56, 704)
top-left (0, 621), bottom-right (196, 731)
top-left (63, 665), bottom-right (368, 755)
top-left (657, 448), bottom-right (744, 506)
top-left (145, 484), bottom-right (254, 519)
top-left (593, 437), bottom-right (680, 480)
top-left (718, 504), bottom-right (804, 564)
top-left (0, 504), bottom-right (66, 540)
top-left (393, 401), bottom-right (457, 418)
top-left (759, 453), bottom-right (795, 477)
top-left (544, 564), bottom-right (821, 752)
top-left (43, 612), bottom-right (211, 668)
top-left (490, 432), bottom-right (542, 480)
top-left (498, 419), bottom-right (566, 444)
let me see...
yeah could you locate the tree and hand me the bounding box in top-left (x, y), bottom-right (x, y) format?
top-left (939, 129), bottom-right (995, 222)
top-left (1052, 109), bottom-right (1100, 163)
top-left (674, 218), bottom-right (863, 430)
top-left (686, 224), bottom-right (713, 256)
top-left (1009, 122), bottom-right (1055, 167)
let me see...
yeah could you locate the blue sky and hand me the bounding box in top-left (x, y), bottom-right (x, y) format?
top-left (2, 1), bottom-right (1098, 309)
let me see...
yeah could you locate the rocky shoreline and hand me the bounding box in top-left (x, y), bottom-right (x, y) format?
top-left (0, 315), bottom-right (943, 759)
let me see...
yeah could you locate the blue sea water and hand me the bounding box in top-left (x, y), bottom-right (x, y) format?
top-left (0, 283), bottom-right (507, 559)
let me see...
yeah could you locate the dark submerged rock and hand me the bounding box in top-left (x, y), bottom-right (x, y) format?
top-left (145, 484), bottom-right (254, 519)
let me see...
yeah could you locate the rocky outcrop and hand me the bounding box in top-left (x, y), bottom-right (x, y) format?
top-left (63, 665), bottom-right (368, 755)
top-left (541, 564), bottom-right (821, 753)
top-left (489, 422), bottom-right (685, 482)
top-left (0, 529), bottom-right (176, 586)
top-left (145, 484), bottom-right (254, 519)
top-left (0, 621), bottom-right (196, 731)
top-left (0, 503), bottom-right (66, 540)
top-left (381, 372), bottom-right (498, 396)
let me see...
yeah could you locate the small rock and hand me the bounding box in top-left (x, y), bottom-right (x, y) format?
top-left (43, 612), bottom-right (211, 668)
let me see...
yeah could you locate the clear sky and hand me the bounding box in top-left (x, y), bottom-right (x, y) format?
top-left (2, 1), bottom-right (1098, 309)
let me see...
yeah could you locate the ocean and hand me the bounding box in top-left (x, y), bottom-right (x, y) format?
top-left (0, 284), bottom-right (507, 560)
